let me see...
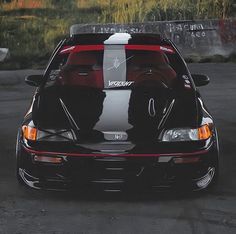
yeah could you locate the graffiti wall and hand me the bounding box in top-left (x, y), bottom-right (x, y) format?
top-left (71, 19), bottom-right (236, 58)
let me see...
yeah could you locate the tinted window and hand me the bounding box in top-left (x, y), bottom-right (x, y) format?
top-left (46, 44), bottom-right (185, 90)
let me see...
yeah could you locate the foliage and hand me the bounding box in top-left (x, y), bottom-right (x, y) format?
top-left (0, 1), bottom-right (101, 69)
top-left (0, 0), bottom-right (48, 10)
top-left (98, 0), bottom-right (157, 23)
top-left (0, 0), bottom-right (235, 69)
top-left (1, 0), bottom-right (234, 21)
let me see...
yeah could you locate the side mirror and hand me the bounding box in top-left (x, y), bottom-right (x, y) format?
top-left (191, 74), bottom-right (210, 87)
top-left (25, 75), bottom-right (43, 87)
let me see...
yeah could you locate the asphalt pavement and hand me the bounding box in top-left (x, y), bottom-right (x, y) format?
top-left (0, 63), bottom-right (236, 234)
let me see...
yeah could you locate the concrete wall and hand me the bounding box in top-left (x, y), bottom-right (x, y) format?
top-left (71, 19), bottom-right (236, 58)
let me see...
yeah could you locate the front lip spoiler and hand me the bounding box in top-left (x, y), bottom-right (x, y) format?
top-left (18, 166), bottom-right (216, 192)
top-left (22, 143), bottom-right (212, 157)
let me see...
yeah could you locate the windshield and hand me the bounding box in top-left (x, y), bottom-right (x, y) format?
top-left (46, 44), bottom-right (183, 90)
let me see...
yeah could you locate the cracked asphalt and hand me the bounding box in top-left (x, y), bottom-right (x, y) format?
top-left (0, 63), bottom-right (235, 234)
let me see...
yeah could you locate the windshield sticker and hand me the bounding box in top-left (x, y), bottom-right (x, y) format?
top-left (182, 75), bottom-right (191, 88)
top-left (182, 75), bottom-right (189, 80)
top-left (111, 57), bottom-right (121, 69)
top-left (184, 84), bottom-right (191, 89)
top-left (107, 55), bottom-right (134, 70)
top-left (108, 80), bottom-right (134, 87)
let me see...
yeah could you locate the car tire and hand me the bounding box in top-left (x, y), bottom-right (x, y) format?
top-left (207, 128), bottom-right (220, 190)
top-left (16, 129), bottom-right (25, 186)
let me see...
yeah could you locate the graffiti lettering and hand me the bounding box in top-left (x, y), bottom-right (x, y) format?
top-left (71, 19), bottom-right (236, 57)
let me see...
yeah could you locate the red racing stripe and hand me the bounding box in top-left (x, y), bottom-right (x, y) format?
top-left (23, 145), bottom-right (210, 158)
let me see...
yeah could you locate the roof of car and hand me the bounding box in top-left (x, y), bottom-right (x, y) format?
top-left (65, 33), bottom-right (171, 46)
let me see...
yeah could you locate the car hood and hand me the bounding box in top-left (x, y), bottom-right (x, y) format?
top-left (34, 85), bottom-right (198, 144)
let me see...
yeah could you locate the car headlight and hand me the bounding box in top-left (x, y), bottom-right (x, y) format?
top-left (22, 125), bottom-right (74, 141)
top-left (22, 125), bottom-right (37, 141)
top-left (160, 124), bottom-right (212, 142)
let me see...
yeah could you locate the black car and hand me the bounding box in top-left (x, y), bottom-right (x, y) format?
top-left (16, 33), bottom-right (219, 192)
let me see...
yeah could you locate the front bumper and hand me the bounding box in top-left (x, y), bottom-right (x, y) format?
top-left (18, 141), bottom-right (218, 192)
